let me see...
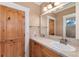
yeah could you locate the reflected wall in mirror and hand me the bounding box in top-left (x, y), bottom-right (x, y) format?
top-left (40, 15), bottom-right (48, 36)
top-left (40, 2), bottom-right (76, 39)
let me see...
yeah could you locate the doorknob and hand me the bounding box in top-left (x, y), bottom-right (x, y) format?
top-left (8, 16), bottom-right (10, 20)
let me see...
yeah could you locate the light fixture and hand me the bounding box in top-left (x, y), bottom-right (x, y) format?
top-left (43, 2), bottom-right (62, 12)
top-left (47, 3), bottom-right (53, 9)
top-left (43, 7), bottom-right (48, 12)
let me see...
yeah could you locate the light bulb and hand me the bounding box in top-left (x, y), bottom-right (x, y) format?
top-left (43, 7), bottom-right (48, 12)
top-left (47, 4), bottom-right (53, 9)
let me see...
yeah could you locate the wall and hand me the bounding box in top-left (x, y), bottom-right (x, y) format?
top-left (76, 3), bottom-right (79, 39)
top-left (15, 2), bottom-right (41, 37)
top-left (55, 6), bottom-right (75, 36)
top-left (41, 15), bottom-right (48, 36)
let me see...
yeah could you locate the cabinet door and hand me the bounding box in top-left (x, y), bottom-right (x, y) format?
top-left (30, 40), bottom-right (42, 57)
top-left (41, 46), bottom-right (60, 57)
top-left (29, 40), bottom-right (35, 57)
top-left (30, 40), bottom-right (61, 57)
top-left (34, 42), bottom-right (42, 57)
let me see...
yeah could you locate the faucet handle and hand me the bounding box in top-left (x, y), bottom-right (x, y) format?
top-left (65, 39), bottom-right (68, 42)
top-left (60, 39), bottom-right (68, 45)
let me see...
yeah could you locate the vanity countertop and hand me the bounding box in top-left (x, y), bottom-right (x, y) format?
top-left (30, 36), bottom-right (79, 57)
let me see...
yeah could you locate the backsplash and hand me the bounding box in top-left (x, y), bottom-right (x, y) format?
top-left (29, 26), bottom-right (40, 37)
top-left (41, 27), bottom-right (48, 36)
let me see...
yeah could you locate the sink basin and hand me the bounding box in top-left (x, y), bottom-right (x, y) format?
top-left (51, 41), bottom-right (76, 52)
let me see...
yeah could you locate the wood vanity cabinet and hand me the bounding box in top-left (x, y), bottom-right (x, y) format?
top-left (29, 39), bottom-right (42, 57)
top-left (29, 39), bottom-right (61, 57)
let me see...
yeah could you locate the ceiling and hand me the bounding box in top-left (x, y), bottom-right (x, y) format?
top-left (34, 2), bottom-right (43, 5)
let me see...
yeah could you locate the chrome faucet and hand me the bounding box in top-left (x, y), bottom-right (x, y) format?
top-left (60, 37), bottom-right (68, 45)
top-left (40, 34), bottom-right (45, 37)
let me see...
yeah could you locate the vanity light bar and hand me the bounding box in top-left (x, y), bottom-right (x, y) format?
top-left (41, 2), bottom-right (70, 16)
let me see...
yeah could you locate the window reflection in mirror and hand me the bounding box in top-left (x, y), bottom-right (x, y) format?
top-left (66, 17), bottom-right (76, 38)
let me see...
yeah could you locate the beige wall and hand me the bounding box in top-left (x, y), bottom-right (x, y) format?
top-left (15, 2), bottom-right (41, 37)
top-left (55, 6), bottom-right (75, 36)
top-left (41, 15), bottom-right (48, 36)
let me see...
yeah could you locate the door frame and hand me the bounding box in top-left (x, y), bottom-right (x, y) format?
top-left (47, 16), bottom-right (56, 35)
top-left (0, 2), bottom-right (30, 57)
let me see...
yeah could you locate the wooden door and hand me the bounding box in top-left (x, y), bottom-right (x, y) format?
top-left (0, 6), bottom-right (25, 57)
top-left (49, 19), bottom-right (54, 35)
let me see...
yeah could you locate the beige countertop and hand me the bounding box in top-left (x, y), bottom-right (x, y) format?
top-left (30, 36), bottom-right (79, 57)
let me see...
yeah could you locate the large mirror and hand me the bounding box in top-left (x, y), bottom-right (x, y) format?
top-left (40, 2), bottom-right (76, 39)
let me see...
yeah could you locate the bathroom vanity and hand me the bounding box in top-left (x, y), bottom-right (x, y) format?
top-left (29, 39), bottom-right (61, 57)
top-left (29, 2), bottom-right (79, 57)
top-left (29, 36), bottom-right (79, 57)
